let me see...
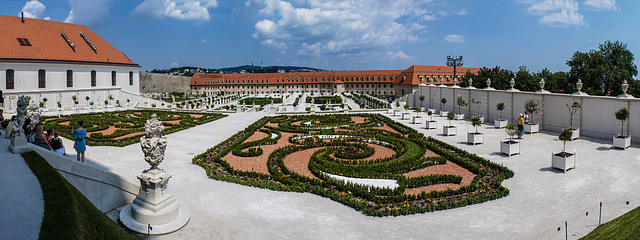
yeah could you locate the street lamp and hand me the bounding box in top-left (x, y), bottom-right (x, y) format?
top-left (446, 56), bottom-right (463, 85)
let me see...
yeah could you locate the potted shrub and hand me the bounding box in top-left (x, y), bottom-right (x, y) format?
top-left (428, 95), bottom-right (436, 114)
top-left (523, 97), bottom-right (543, 134)
top-left (57, 101), bottom-right (64, 114)
top-left (495, 102), bottom-right (508, 128)
top-left (426, 110), bottom-right (437, 129)
top-left (471, 99), bottom-right (484, 123)
top-left (402, 103), bottom-right (411, 120)
top-left (126, 99), bottom-right (132, 110)
top-left (412, 107), bottom-right (423, 124)
top-left (395, 101), bottom-right (401, 116)
top-left (85, 96), bottom-right (91, 110)
top-left (71, 95), bottom-right (79, 110)
top-left (387, 100), bottom-right (394, 114)
top-left (565, 101), bottom-right (581, 140)
top-left (455, 95), bottom-right (467, 120)
top-left (443, 112), bottom-right (457, 136)
top-left (419, 95), bottom-right (425, 110)
top-left (613, 107), bottom-right (631, 149)
top-left (552, 129), bottom-right (575, 172)
top-left (42, 97), bottom-right (48, 112)
top-left (104, 100), bottom-right (110, 111)
top-left (501, 123), bottom-right (520, 156)
top-left (440, 97), bottom-right (448, 117)
top-left (468, 116), bottom-right (484, 145)
top-left (89, 101), bottom-right (95, 112)
top-left (108, 94), bottom-right (115, 108)
top-left (115, 100), bottom-right (121, 110)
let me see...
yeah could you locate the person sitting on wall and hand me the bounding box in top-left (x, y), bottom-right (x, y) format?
top-left (32, 123), bottom-right (50, 150)
top-left (23, 118), bottom-right (33, 142)
top-left (0, 109), bottom-right (5, 133)
top-left (49, 131), bottom-right (66, 156)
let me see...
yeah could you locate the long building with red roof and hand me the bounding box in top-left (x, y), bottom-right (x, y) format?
top-left (190, 65), bottom-right (481, 97)
top-left (1, 15), bottom-right (140, 110)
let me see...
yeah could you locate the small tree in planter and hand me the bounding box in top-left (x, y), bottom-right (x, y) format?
top-left (443, 112), bottom-right (457, 136)
top-left (42, 98), bottom-right (48, 111)
top-left (71, 95), bottom-right (78, 108)
top-left (412, 107), bottom-right (422, 124)
top-left (57, 101), bottom-right (62, 109)
top-left (455, 95), bottom-right (467, 120)
top-left (501, 123), bottom-right (520, 156)
top-left (108, 94), bottom-right (114, 106)
top-left (39, 101), bottom-right (45, 108)
top-left (86, 96), bottom-right (90, 106)
top-left (440, 97), bottom-right (448, 116)
top-left (426, 110), bottom-right (437, 129)
top-left (613, 107), bottom-right (631, 149)
top-left (403, 103), bottom-right (411, 120)
top-left (472, 99), bottom-right (483, 119)
top-left (523, 97), bottom-right (543, 134)
top-left (495, 102), bottom-right (507, 128)
top-left (552, 128), bottom-right (575, 172)
top-left (419, 95), bottom-right (425, 110)
top-left (468, 116), bottom-right (484, 145)
top-left (566, 101), bottom-right (581, 139)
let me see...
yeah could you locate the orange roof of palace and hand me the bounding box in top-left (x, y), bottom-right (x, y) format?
top-left (0, 15), bottom-right (138, 67)
top-left (191, 65), bottom-right (481, 86)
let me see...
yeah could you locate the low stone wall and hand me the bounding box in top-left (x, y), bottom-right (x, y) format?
top-left (139, 72), bottom-right (191, 95)
top-left (30, 145), bottom-right (138, 213)
top-left (401, 85), bottom-right (639, 142)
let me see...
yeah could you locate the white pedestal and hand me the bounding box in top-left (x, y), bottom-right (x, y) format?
top-left (443, 125), bottom-right (457, 136)
top-left (613, 135), bottom-right (631, 149)
top-left (412, 116), bottom-right (423, 124)
top-left (454, 113), bottom-right (465, 120)
top-left (9, 135), bottom-right (30, 154)
top-left (524, 123), bottom-right (539, 134)
top-left (552, 152), bottom-right (575, 172)
top-left (495, 119), bottom-right (508, 128)
top-left (501, 140), bottom-right (520, 156)
top-left (426, 120), bottom-right (437, 129)
top-left (467, 132), bottom-right (484, 145)
top-left (120, 169), bottom-right (190, 235)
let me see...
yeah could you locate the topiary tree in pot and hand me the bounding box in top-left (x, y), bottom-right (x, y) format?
top-left (440, 97), bottom-right (447, 112)
top-left (552, 128), bottom-right (575, 172)
top-left (613, 107), bottom-right (631, 149)
top-left (419, 95), bottom-right (425, 110)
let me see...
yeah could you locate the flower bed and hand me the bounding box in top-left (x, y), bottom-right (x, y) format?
top-left (41, 110), bottom-right (226, 147)
top-left (192, 114), bottom-right (513, 216)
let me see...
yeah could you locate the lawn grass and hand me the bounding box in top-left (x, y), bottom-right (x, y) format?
top-left (580, 206), bottom-right (640, 240)
top-left (22, 151), bottom-right (140, 240)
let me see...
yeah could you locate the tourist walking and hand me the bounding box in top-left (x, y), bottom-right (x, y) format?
top-left (50, 131), bottom-right (66, 156)
top-left (516, 113), bottom-right (525, 139)
top-left (71, 121), bottom-right (86, 162)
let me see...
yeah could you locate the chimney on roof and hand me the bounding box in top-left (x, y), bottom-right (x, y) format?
top-left (21, 12), bottom-right (24, 23)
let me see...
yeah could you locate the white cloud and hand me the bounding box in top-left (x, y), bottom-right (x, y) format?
top-left (583, 0), bottom-right (617, 11)
top-left (457, 8), bottom-right (468, 15)
top-left (251, 0), bottom-right (437, 59)
top-left (64, 0), bottom-right (113, 27)
top-left (21, 0), bottom-right (46, 19)
top-left (388, 51), bottom-right (413, 60)
top-left (171, 62), bottom-right (180, 67)
top-left (444, 34), bottom-right (465, 43)
top-left (526, 0), bottom-right (585, 27)
top-left (131, 0), bottom-right (218, 21)
top-left (44, 17), bottom-right (50, 20)
top-left (201, 38), bottom-right (207, 43)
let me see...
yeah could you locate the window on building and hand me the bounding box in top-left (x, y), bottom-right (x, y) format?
top-left (38, 69), bottom-right (46, 88)
top-left (67, 70), bottom-right (73, 87)
top-left (111, 71), bottom-right (117, 86)
top-left (6, 69), bottom-right (14, 89)
top-left (91, 70), bottom-right (96, 86)
top-left (129, 71), bottom-right (134, 85)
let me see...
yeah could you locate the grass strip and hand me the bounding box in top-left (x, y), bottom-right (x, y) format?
top-left (580, 205), bottom-right (640, 240)
top-left (22, 151), bottom-right (140, 240)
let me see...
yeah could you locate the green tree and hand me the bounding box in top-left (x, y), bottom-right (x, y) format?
top-left (567, 40), bottom-right (638, 96)
top-left (514, 66), bottom-right (538, 91)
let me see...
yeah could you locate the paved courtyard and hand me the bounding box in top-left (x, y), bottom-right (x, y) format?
top-left (3, 110), bottom-right (640, 239)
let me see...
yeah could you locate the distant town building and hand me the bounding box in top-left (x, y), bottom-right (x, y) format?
top-left (1, 15), bottom-right (140, 109)
top-left (190, 65), bottom-right (481, 97)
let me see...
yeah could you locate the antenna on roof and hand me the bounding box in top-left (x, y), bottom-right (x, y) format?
top-left (21, 12), bottom-right (24, 23)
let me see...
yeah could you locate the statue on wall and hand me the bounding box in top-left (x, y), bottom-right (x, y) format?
top-left (140, 114), bottom-right (167, 170)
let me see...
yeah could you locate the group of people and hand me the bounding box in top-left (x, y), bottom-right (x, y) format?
top-left (515, 112), bottom-right (530, 139)
top-left (1, 108), bottom-right (87, 163)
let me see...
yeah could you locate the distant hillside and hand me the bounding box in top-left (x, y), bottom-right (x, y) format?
top-left (148, 65), bottom-right (325, 76)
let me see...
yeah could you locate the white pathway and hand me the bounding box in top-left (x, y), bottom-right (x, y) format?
top-left (0, 132), bottom-right (44, 240)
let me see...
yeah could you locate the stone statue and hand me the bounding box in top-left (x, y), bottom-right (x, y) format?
top-left (27, 103), bottom-right (41, 125)
top-left (11, 96), bottom-right (29, 138)
top-left (140, 114), bottom-right (167, 170)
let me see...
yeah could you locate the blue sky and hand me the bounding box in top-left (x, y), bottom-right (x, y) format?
top-left (2, 0), bottom-right (638, 73)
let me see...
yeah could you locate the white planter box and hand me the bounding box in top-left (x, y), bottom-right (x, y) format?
top-left (467, 132), bottom-right (484, 145)
top-left (97, 105), bottom-right (103, 109)
top-left (440, 111), bottom-right (449, 117)
top-left (90, 108), bottom-right (95, 113)
top-left (524, 123), bottom-right (539, 134)
top-left (115, 107), bottom-right (122, 111)
top-left (57, 108), bottom-right (64, 115)
top-left (126, 106), bottom-right (132, 110)
top-left (394, 110), bottom-right (401, 116)
top-left (495, 119), bottom-right (508, 128)
top-left (476, 116), bottom-right (484, 123)
top-left (427, 108), bottom-right (436, 114)
top-left (443, 125), bottom-right (457, 136)
top-left (74, 109), bottom-right (80, 114)
top-left (41, 108), bottom-right (48, 112)
top-left (72, 106), bottom-right (79, 111)
top-left (501, 140), bottom-right (520, 156)
top-left (565, 128), bottom-right (580, 140)
top-left (412, 116), bottom-right (423, 124)
top-left (387, 109), bottom-right (394, 114)
top-left (402, 112), bottom-right (412, 120)
top-left (613, 135), bottom-right (631, 149)
top-left (426, 120), bottom-right (437, 129)
top-left (552, 152), bottom-right (576, 172)
top-left (455, 113), bottom-right (465, 120)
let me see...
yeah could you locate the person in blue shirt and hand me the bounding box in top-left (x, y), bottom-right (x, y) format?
top-left (71, 121), bottom-right (86, 162)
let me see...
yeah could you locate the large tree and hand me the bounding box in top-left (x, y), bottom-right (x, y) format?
top-left (567, 40), bottom-right (638, 96)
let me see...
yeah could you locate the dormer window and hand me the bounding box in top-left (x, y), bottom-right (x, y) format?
top-left (17, 38), bottom-right (32, 46)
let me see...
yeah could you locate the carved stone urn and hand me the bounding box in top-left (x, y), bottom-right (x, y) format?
top-left (120, 114), bottom-right (190, 235)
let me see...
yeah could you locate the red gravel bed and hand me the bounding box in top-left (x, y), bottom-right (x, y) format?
top-left (402, 161), bottom-right (476, 195)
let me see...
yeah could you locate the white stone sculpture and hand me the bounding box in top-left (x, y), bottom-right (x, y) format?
top-left (9, 96), bottom-right (30, 153)
top-left (120, 114), bottom-right (190, 235)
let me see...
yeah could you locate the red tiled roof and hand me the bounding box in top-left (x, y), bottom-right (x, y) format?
top-left (0, 15), bottom-right (138, 67)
